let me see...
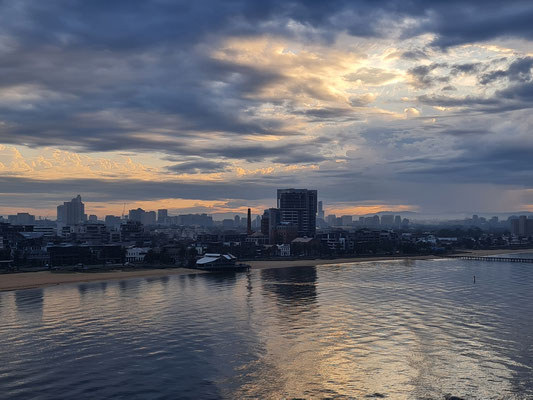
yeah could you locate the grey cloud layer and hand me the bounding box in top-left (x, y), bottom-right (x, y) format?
top-left (1, 0), bottom-right (532, 155)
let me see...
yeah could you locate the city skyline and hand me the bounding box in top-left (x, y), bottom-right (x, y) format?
top-left (4, 191), bottom-right (533, 224)
top-left (1, 1), bottom-right (533, 217)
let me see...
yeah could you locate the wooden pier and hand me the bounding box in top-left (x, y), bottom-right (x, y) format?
top-left (445, 255), bottom-right (533, 263)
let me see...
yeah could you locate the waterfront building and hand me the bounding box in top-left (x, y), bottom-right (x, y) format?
top-left (276, 244), bottom-right (291, 257)
top-left (512, 215), bottom-right (533, 237)
top-left (261, 208), bottom-right (281, 244)
top-left (277, 189), bottom-right (317, 237)
top-left (126, 247), bottom-right (149, 263)
top-left (275, 222), bottom-right (299, 244)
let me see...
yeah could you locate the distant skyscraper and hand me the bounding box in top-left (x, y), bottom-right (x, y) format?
top-left (143, 211), bottom-right (156, 225)
top-left (341, 215), bottom-right (352, 225)
top-left (394, 215), bottom-right (402, 228)
top-left (105, 215), bottom-right (122, 230)
top-left (57, 195), bottom-right (85, 225)
top-left (129, 208), bottom-right (145, 223)
top-left (381, 215), bottom-right (394, 227)
top-left (277, 188), bottom-right (317, 237)
top-left (317, 201), bottom-right (325, 220)
top-left (222, 219), bottom-right (234, 229)
top-left (128, 208), bottom-right (155, 225)
top-left (157, 209), bottom-right (168, 224)
top-left (234, 215), bottom-right (241, 227)
top-left (516, 215), bottom-right (533, 237)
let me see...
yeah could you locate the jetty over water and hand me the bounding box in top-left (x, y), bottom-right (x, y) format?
top-left (445, 255), bottom-right (533, 263)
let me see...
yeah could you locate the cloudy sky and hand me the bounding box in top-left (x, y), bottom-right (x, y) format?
top-left (1, 0), bottom-right (533, 218)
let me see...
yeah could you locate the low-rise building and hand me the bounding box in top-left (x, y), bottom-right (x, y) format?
top-left (126, 247), bottom-right (149, 263)
top-left (196, 253), bottom-right (236, 268)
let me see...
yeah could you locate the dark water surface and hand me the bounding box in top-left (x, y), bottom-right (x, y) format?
top-left (1, 257), bottom-right (532, 399)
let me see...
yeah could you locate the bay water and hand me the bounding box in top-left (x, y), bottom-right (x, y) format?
top-left (1, 256), bottom-right (532, 399)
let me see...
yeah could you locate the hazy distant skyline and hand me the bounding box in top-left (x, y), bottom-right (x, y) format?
top-left (1, 1), bottom-right (532, 217)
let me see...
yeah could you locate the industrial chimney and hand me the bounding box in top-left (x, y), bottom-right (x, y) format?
top-left (247, 208), bottom-right (252, 235)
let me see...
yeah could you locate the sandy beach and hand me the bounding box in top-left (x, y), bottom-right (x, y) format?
top-left (1, 247), bottom-right (532, 292)
top-left (0, 268), bottom-right (206, 292)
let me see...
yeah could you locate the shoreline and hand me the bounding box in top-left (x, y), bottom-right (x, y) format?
top-left (248, 248), bottom-right (533, 270)
top-left (0, 268), bottom-right (207, 293)
top-left (1, 247), bottom-right (532, 292)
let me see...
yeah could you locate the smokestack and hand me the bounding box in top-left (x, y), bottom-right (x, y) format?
top-left (247, 208), bottom-right (252, 235)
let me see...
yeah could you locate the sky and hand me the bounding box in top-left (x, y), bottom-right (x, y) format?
top-left (1, 0), bottom-right (533, 219)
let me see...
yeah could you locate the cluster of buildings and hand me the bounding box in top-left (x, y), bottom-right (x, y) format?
top-left (322, 213), bottom-right (409, 229)
top-left (510, 215), bottom-right (533, 237)
top-left (1, 192), bottom-right (533, 271)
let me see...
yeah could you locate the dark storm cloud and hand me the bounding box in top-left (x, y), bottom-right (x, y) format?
top-left (410, 1), bottom-right (533, 48)
top-left (393, 139), bottom-right (533, 186)
top-left (0, 176), bottom-right (276, 204)
top-left (498, 81), bottom-right (533, 101)
top-left (399, 50), bottom-right (428, 60)
top-left (479, 57), bottom-right (533, 85)
top-left (161, 141), bottom-right (330, 164)
top-left (271, 152), bottom-right (327, 164)
top-left (417, 94), bottom-right (499, 108)
top-left (450, 63), bottom-right (482, 75)
top-left (443, 128), bottom-right (489, 136)
top-left (292, 107), bottom-right (361, 122)
top-left (442, 85), bottom-right (456, 91)
top-left (408, 63), bottom-right (449, 88)
top-left (3, 1), bottom-right (532, 49)
top-left (417, 78), bottom-right (533, 113)
top-left (167, 161), bottom-right (230, 174)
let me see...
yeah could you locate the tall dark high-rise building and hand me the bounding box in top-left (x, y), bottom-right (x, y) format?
top-left (277, 188), bottom-right (317, 237)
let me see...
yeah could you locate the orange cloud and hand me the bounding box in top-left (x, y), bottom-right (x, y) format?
top-left (326, 204), bottom-right (417, 216)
